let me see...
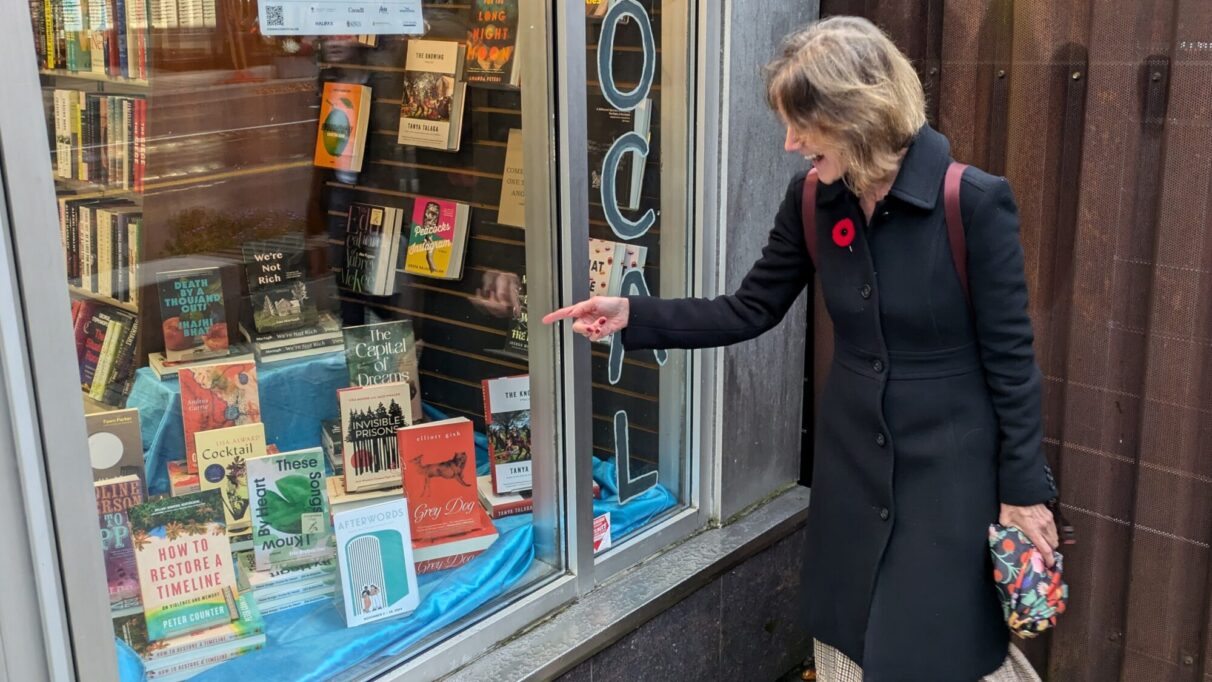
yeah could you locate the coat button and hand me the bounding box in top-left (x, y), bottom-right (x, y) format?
top-left (879, 508), bottom-right (890, 521)
top-left (875, 432), bottom-right (887, 447)
top-left (860, 284), bottom-right (872, 299)
top-left (872, 359), bottom-right (884, 373)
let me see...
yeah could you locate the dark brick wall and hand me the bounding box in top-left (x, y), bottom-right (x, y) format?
top-left (557, 525), bottom-right (812, 682)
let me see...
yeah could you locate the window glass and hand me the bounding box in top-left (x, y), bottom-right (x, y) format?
top-left (584, 0), bottom-right (694, 551)
top-left (25, 0), bottom-right (561, 678)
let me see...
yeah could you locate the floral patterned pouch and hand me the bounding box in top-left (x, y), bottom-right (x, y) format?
top-left (988, 524), bottom-right (1069, 639)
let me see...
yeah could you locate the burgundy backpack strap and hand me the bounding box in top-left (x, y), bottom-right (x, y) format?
top-left (944, 162), bottom-right (970, 305)
top-left (801, 167), bottom-right (820, 266)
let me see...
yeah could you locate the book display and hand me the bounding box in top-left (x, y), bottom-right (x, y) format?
top-left (14, 0), bottom-right (698, 676)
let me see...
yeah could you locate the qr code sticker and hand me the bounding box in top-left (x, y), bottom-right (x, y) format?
top-left (264, 4), bottom-right (285, 27)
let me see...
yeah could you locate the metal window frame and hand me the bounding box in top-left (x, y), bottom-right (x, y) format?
top-left (0, 0), bottom-right (727, 678)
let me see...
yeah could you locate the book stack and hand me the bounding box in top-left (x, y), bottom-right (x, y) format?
top-left (403, 197), bottom-right (471, 281)
top-left (397, 39), bottom-right (469, 152)
top-left (241, 234), bottom-right (320, 336)
top-left (240, 556), bottom-right (338, 616)
top-left (320, 419), bottom-right (343, 475)
top-left (32, 0), bottom-right (155, 79)
top-left (340, 203), bottom-right (404, 296)
top-left (73, 299), bottom-right (140, 406)
top-left (53, 92), bottom-right (147, 190)
top-left (399, 418), bottom-right (499, 574)
top-left (240, 312), bottom-right (345, 365)
top-left (113, 591), bottom-right (265, 682)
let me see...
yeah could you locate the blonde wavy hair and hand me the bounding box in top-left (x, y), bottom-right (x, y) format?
top-left (765, 17), bottom-right (927, 198)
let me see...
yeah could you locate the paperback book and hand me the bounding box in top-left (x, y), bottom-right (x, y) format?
top-left (247, 447), bottom-right (334, 571)
top-left (411, 505), bottom-right (498, 575)
top-left (341, 202), bottom-right (403, 296)
top-left (398, 39), bottom-right (468, 151)
top-left (128, 490), bottom-right (238, 641)
top-left (476, 475), bottom-right (532, 519)
top-left (179, 360), bottom-right (261, 474)
top-left (96, 475), bottom-right (143, 611)
top-left (85, 407), bottom-right (144, 486)
top-left (587, 93), bottom-right (652, 212)
top-left (403, 197), bottom-right (470, 281)
top-left (314, 82), bottom-right (372, 173)
top-left (482, 375), bottom-right (531, 494)
top-left (113, 591), bottom-right (263, 663)
top-left (157, 267), bottom-right (228, 362)
top-left (342, 320), bottom-right (423, 421)
top-left (333, 497), bottom-right (421, 627)
top-left (339, 382), bottom-right (412, 493)
top-left (195, 423), bottom-right (266, 537)
top-left (497, 128), bottom-right (526, 227)
top-left (465, 0), bottom-right (521, 87)
top-left (398, 418), bottom-right (480, 539)
top-left (242, 234), bottom-right (316, 333)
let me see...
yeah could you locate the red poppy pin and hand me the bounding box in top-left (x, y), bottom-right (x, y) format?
top-left (832, 218), bottom-right (855, 251)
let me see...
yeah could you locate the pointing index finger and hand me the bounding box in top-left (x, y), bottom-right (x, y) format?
top-left (541, 303), bottom-right (583, 325)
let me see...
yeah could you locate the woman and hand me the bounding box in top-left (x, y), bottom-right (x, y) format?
top-left (545, 17), bottom-right (1059, 682)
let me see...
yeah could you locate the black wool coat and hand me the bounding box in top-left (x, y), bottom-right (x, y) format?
top-left (621, 125), bottom-right (1057, 681)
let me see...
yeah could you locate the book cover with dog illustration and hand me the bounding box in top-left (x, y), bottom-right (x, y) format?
top-left (339, 382), bottom-right (412, 494)
top-left (333, 496), bottom-right (420, 627)
top-left (398, 418), bottom-right (480, 540)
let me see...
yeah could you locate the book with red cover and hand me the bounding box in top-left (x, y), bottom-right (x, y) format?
top-left (398, 418), bottom-right (479, 540)
top-left (411, 505), bottom-right (498, 575)
top-left (179, 360), bottom-right (261, 474)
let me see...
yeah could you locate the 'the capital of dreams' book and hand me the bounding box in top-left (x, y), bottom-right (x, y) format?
top-left (403, 197), bottom-right (470, 280)
top-left (342, 320), bottom-right (423, 421)
top-left (128, 490), bottom-right (238, 641)
top-left (157, 267), bottom-right (228, 362)
top-left (333, 497), bottom-right (420, 627)
top-left (195, 423), bottom-right (266, 537)
top-left (314, 82), bottom-right (372, 172)
top-left (179, 360), bottom-right (261, 474)
top-left (96, 475), bottom-right (144, 611)
top-left (482, 375), bottom-right (532, 494)
top-left (248, 448), bottom-right (334, 571)
top-left (339, 382), bottom-right (412, 493)
top-left (398, 418), bottom-right (480, 540)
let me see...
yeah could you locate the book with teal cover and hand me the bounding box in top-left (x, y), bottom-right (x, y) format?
top-left (128, 490), bottom-right (238, 641)
top-left (248, 448), bottom-right (336, 571)
top-left (333, 496), bottom-right (420, 627)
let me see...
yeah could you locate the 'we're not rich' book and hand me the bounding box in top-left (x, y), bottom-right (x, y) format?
top-left (248, 448), bottom-right (334, 571)
top-left (129, 490), bottom-right (238, 641)
top-left (195, 422), bottom-right (266, 537)
top-left (342, 320), bottom-right (423, 422)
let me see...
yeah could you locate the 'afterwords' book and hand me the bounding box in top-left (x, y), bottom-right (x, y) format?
top-left (339, 383), bottom-right (412, 493)
top-left (342, 319), bottom-right (423, 421)
top-left (333, 496), bottom-right (421, 627)
top-left (195, 422), bottom-right (266, 537)
top-left (157, 267), bottom-right (228, 362)
top-left (179, 360), bottom-right (261, 474)
top-left (248, 447), bottom-right (334, 571)
top-left (129, 490), bottom-right (238, 641)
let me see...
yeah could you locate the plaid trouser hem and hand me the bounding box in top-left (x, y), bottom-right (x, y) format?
top-left (812, 640), bottom-right (1041, 682)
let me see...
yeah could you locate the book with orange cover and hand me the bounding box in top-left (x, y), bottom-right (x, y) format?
top-left (179, 360), bottom-right (261, 474)
top-left (314, 82), bottom-right (372, 173)
top-left (398, 418), bottom-right (479, 540)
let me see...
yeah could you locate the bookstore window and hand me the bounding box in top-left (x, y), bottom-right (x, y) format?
top-left (21, 1), bottom-right (580, 679)
top-left (582, 0), bottom-right (694, 557)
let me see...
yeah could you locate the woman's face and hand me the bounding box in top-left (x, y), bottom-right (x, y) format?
top-left (783, 123), bottom-right (845, 184)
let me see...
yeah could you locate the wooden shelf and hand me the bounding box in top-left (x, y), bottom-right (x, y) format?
top-left (55, 177), bottom-right (141, 202)
top-left (40, 69), bottom-right (149, 89)
top-left (69, 286), bottom-right (138, 313)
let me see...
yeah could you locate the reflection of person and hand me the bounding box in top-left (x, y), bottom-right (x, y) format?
top-left (545, 18), bottom-right (1057, 682)
top-left (470, 270), bottom-right (521, 318)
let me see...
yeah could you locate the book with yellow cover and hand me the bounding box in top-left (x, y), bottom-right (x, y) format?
top-left (314, 82), bottom-right (372, 172)
top-left (195, 423), bottom-right (267, 536)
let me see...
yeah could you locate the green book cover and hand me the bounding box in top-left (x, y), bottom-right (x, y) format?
top-left (341, 320), bottom-right (422, 421)
top-left (248, 448), bottom-right (336, 572)
top-left (128, 490), bottom-right (238, 641)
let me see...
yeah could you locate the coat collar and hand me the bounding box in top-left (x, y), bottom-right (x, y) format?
top-left (816, 124), bottom-right (951, 210)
